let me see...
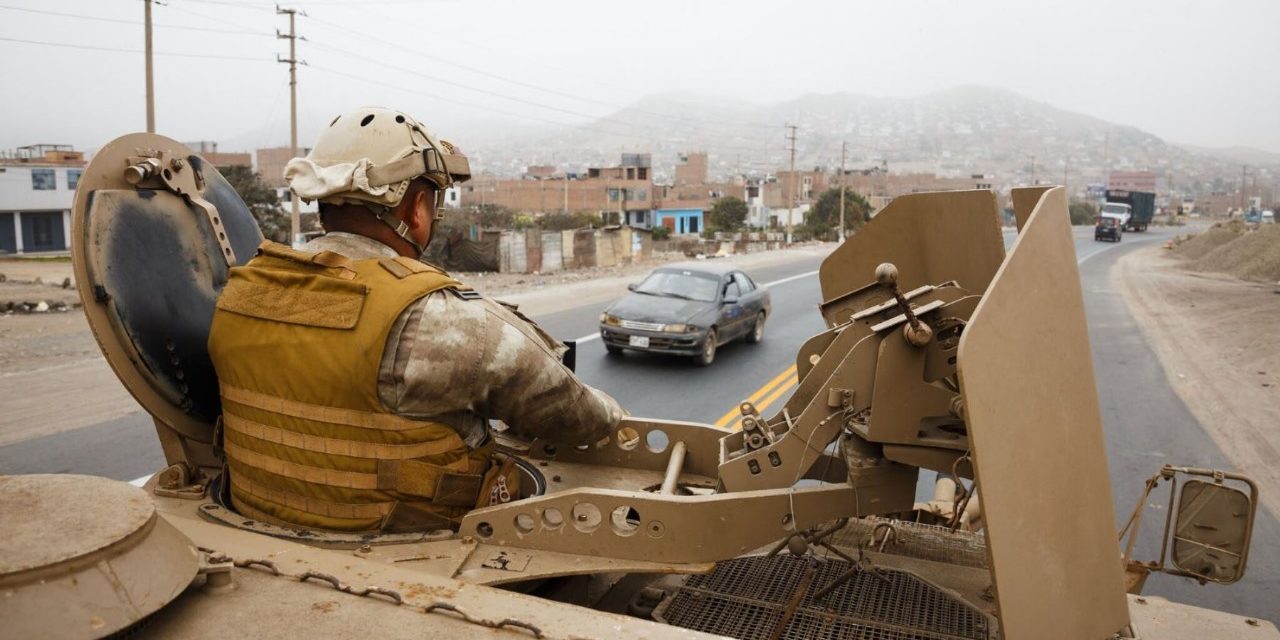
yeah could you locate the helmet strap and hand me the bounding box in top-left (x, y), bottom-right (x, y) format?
top-left (375, 208), bottom-right (425, 256)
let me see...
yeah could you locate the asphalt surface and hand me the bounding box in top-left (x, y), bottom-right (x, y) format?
top-left (1, 226), bottom-right (1274, 620)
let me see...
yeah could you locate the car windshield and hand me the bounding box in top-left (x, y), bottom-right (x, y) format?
top-left (1102, 203), bottom-right (1129, 214)
top-left (635, 270), bottom-right (720, 302)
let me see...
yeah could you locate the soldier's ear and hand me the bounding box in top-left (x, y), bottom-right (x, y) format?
top-left (406, 188), bottom-right (431, 230)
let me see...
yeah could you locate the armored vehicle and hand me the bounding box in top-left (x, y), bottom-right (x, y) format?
top-left (1, 134), bottom-right (1273, 639)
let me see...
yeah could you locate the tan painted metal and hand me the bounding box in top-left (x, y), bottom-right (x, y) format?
top-left (458, 465), bottom-right (916, 564)
top-left (818, 189), bottom-right (1006, 322)
top-left (0, 475), bottom-right (200, 639)
top-left (29, 171), bottom-right (1275, 638)
top-left (958, 187), bottom-right (1130, 639)
top-left (1010, 185), bottom-right (1052, 232)
top-left (71, 133), bottom-right (240, 478)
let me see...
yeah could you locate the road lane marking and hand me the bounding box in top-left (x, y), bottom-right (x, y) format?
top-left (1076, 242), bottom-right (1124, 265)
top-left (743, 373), bottom-right (798, 431)
top-left (713, 364), bottom-right (798, 428)
top-left (569, 269), bottom-right (822, 344)
top-left (760, 270), bottom-right (820, 289)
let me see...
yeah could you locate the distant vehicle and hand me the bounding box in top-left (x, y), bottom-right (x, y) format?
top-left (1105, 189), bottom-right (1156, 232)
top-left (1095, 215), bottom-right (1123, 242)
top-left (1243, 209), bottom-right (1267, 224)
top-left (600, 262), bottom-right (771, 366)
top-left (1263, 210), bottom-right (1275, 224)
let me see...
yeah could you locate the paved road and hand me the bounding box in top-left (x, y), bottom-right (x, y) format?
top-left (2, 226), bottom-right (1274, 619)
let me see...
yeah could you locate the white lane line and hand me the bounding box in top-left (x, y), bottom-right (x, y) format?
top-left (760, 269), bottom-right (820, 289)
top-left (1076, 241), bottom-right (1125, 265)
top-left (569, 269), bottom-right (822, 344)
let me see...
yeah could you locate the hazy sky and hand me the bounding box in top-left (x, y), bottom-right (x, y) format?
top-left (2, 0), bottom-right (1277, 155)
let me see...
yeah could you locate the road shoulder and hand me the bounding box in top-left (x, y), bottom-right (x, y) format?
top-left (1114, 245), bottom-right (1280, 516)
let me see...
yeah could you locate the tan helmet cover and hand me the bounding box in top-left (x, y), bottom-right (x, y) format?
top-left (284, 107), bottom-right (471, 210)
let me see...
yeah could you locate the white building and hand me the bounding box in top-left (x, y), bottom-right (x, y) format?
top-left (0, 145), bottom-right (85, 254)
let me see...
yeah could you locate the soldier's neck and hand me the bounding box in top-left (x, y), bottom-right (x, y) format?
top-left (322, 212), bottom-right (419, 258)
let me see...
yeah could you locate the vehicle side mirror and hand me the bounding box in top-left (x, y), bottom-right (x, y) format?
top-left (1119, 465), bottom-right (1258, 591)
top-left (723, 295), bottom-right (739, 304)
top-left (627, 283), bottom-right (638, 292)
top-left (1170, 478), bottom-right (1255, 584)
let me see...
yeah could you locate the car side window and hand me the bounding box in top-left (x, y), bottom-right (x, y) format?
top-left (734, 272), bottom-right (756, 292)
top-left (724, 278), bottom-right (741, 299)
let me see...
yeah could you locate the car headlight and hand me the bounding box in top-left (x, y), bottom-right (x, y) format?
top-left (600, 313), bottom-right (621, 326)
top-left (663, 323), bottom-right (687, 333)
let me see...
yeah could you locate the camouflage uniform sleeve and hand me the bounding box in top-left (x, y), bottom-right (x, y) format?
top-left (383, 290), bottom-right (624, 445)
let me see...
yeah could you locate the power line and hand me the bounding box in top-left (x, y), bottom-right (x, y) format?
top-left (304, 40), bottom-right (659, 139)
top-left (0, 35), bottom-right (269, 61)
top-left (169, 0), bottom-right (775, 138)
top-left (305, 64), bottom-right (659, 143)
top-left (0, 4), bottom-right (271, 35)
top-left (304, 12), bottom-right (772, 134)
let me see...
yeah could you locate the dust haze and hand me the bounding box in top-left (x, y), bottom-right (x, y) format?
top-left (1, 0), bottom-right (1276, 155)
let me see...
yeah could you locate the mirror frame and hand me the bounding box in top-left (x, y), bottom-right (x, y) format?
top-left (1119, 465), bottom-right (1258, 587)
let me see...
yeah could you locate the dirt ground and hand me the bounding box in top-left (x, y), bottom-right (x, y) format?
top-left (1115, 246), bottom-right (1280, 516)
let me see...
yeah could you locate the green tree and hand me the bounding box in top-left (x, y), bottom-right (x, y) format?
top-left (708, 196), bottom-right (748, 232)
top-left (221, 165), bottom-right (288, 242)
top-left (1068, 201), bottom-right (1097, 226)
top-left (805, 188), bottom-right (871, 240)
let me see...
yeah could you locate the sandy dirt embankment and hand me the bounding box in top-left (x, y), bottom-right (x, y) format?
top-left (1115, 246), bottom-right (1280, 516)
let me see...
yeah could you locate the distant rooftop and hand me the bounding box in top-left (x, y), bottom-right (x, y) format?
top-left (0, 144), bottom-right (85, 166)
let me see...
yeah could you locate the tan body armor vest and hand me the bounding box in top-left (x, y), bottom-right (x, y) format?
top-left (207, 242), bottom-right (496, 533)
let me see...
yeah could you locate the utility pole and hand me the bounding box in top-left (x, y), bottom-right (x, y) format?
top-left (1240, 165), bottom-right (1247, 213)
top-left (784, 123), bottom-right (797, 242)
top-left (838, 141), bottom-right (847, 243)
top-left (277, 7), bottom-right (303, 246)
top-left (144, 0), bottom-right (154, 132)
top-left (1030, 154), bottom-right (1037, 185)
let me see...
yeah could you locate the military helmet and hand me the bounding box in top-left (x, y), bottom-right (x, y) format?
top-left (284, 106), bottom-right (470, 212)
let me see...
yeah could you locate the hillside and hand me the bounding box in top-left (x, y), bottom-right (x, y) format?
top-left (465, 86), bottom-right (1276, 192)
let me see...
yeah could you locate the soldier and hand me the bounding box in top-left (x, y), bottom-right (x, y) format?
top-left (207, 107), bottom-right (623, 534)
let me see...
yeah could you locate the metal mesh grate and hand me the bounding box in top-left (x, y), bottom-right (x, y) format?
top-left (658, 555), bottom-right (991, 640)
top-left (831, 517), bottom-right (990, 569)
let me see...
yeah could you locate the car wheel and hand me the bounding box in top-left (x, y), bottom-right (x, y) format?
top-left (605, 344), bottom-right (623, 355)
top-left (745, 312), bottom-right (765, 344)
top-left (695, 329), bottom-right (717, 366)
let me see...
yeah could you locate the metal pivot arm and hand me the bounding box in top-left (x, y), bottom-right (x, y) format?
top-left (458, 465), bottom-right (917, 564)
top-left (718, 276), bottom-right (978, 492)
top-left (875, 262), bottom-right (933, 347)
top-left (125, 150), bottom-right (237, 266)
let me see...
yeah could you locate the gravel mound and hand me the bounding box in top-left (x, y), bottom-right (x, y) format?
top-left (1184, 223), bottom-right (1280, 283)
top-left (1171, 220), bottom-right (1246, 260)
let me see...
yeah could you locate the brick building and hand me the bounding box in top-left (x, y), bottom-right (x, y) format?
top-left (461, 154), bottom-right (653, 225)
top-left (183, 141), bottom-right (251, 170)
top-left (831, 169), bottom-right (1000, 215)
top-left (1107, 171), bottom-right (1157, 193)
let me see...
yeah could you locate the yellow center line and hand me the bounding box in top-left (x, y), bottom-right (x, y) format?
top-left (713, 364), bottom-right (798, 429)
top-left (736, 374), bottom-right (798, 431)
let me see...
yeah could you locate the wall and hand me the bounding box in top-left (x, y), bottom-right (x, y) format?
top-left (0, 166), bottom-right (79, 211)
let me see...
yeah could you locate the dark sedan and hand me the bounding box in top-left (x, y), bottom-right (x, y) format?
top-left (599, 262), bottom-right (771, 366)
